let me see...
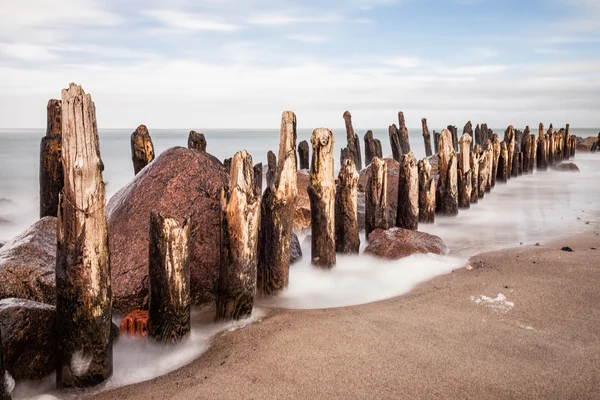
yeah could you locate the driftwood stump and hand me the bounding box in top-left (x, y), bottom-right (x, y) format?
top-left (364, 130), bottom-right (377, 165)
top-left (40, 99), bottom-right (63, 218)
top-left (308, 128), bottom-right (336, 268)
top-left (188, 131), bottom-right (207, 151)
top-left (470, 145), bottom-right (480, 204)
top-left (418, 157), bottom-right (435, 223)
top-left (217, 151), bottom-right (261, 321)
top-left (365, 157), bottom-right (388, 238)
top-left (335, 159), bottom-right (360, 254)
top-left (422, 118), bottom-right (432, 157)
top-left (389, 124), bottom-right (401, 162)
top-left (458, 133), bottom-right (472, 209)
top-left (398, 112), bottom-right (411, 155)
top-left (298, 140), bottom-right (310, 170)
top-left (266, 150), bottom-right (277, 188)
top-left (343, 111), bottom-right (362, 170)
top-left (258, 111), bottom-right (297, 295)
top-left (148, 212), bottom-right (191, 343)
top-left (436, 129), bottom-right (458, 216)
top-left (131, 125), bottom-right (155, 175)
top-left (396, 152), bottom-right (419, 230)
top-left (56, 83), bottom-right (112, 388)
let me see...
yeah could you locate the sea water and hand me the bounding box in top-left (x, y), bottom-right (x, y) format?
top-left (1, 127), bottom-right (599, 399)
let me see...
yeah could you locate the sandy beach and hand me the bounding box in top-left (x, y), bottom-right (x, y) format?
top-left (87, 231), bottom-right (600, 400)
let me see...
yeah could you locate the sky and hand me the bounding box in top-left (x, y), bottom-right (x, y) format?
top-left (0, 0), bottom-right (599, 129)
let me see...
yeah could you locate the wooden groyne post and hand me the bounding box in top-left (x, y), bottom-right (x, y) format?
top-left (436, 129), bottom-right (458, 216)
top-left (422, 118), bottom-right (432, 157)
top-left (335, 159), bottom-right (360, 254)
top-left (56, 83), bottom-right (112, 388)
top-left (343, 111), bottom-right (362, 170)
top-left (463, 121), bottom-right (474, 151)
top-left (40, 99), bottom-right (64, 218)
top-left (217, 151), bottom-right (261, 321)
top-left (253, 163), bottom-right (263, 196)
top-left (396, 152), bottom-right (419, 230)
top-left (470, 145), bottom-right (480, 203)
top-left (458, 133), bottom-right (472, 209)
top-left (398, 112), bottom-right (411, 155)
top-left (365, 157), bottom-right (388, 238)
top-left (433, 130), bottom-right (440, 154)
top-left (418, 157), bottom-right (435, 223)
top-left (131, 125), bottom-right (155, 175)
top-left (298, 140), bottom-right (310, 170)
top-left (478, 142), bottom-right (492, 199)
top-left (537, 123), bottom-right (548, 171)
top-left (491, 134), bottom-right (500, 188)
top-left (188, 131), bottom-right (207, 151)
top-left (148, 212), bottom-right (191, 342)
top-left (364, 130), bottom-right (377, 165)
top-left (266, 150), bottom-right (276, 188)
top-left (258, 112), bottom-right (297, 295)
top-left (389, 124), bottom-right (401, 162)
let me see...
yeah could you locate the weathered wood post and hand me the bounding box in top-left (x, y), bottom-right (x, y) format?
top-left (217, 151), bottom-right (261, 321)
top-left (258, 111), bottom-right (297, 295)
top-left (491, 134), bottom-right (500, 188)
top-left (470, 145), bottom-right (480, 204)
top-left (433, 130), bottom-right (440, 154)
top-left (298, 140), bottom-right (310, 170)
top-left (343, 111), bottom-right (362, 170)
top-left (537, 123), bottom-right (548, 171)
top-left (364, 130), bottom-right (377, 164)
top-left (188, 130), bottom-right (207, 151)
top-left (308, 128), bottom-right (336, 268)
top-left (418, 157), bottom-right (435, 223)
top-left (366, 157), bottom-right (388, 238)
top-left (448, 125), bottom-right (459, 152)
top-left (478, 143), bottom-right (492, 199)
top-left (436, 129), bottom-right (458, 216)
top-left (517, 152), bottom-right (523, 175)
top-left (529, 134), bottom-right (537, 172)
top-left (497, 141), bottom-right (509, 183)
top-left (458, 133), bottom-right (472, 209)
top-left (340, 147), bottom-right (351, 166)
top-left (335, 159), bottom-right (360, 254)
top-left (389, 124), bottom-right (401, 162)
top-left (398, 112), bottom-right (411, 155)
top-left (56, 83), bottom-right (112, 388)
top-left (131, 124), bottom-right (155, 175)
top-left (396, 152), bottom-right (419, 230)
top-left (475, 124), bottom-right (482, 147)
top-left (521, 126), bottom-right (531, 173)
top-left (463, 121), bottom-right (474, 151)
top-left (40, 99), bottom-right (64, 218)
top-left (253, 163), bottom-right (263, 196)
top-left (547, 125), bottom-right (555, 166)
top-left (148, 212), bottom-right (191, 342)
top-left (504, 125), bottom-right (516, 179)
top-left (422, 118), bottom-right (433, 157)
top-left (266, 150), bottom-right (277, 188)
top-left (563, 124), bottom-right (571, 160)
top-left (374, 139), bottom-right (383, 159)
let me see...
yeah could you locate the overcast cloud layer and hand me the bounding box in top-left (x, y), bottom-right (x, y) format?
top-left (0, 0), bottom-right (599, 129)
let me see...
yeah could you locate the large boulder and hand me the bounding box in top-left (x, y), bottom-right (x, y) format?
top-left (107, 147), bottom-right (229, 313)
top-left (555, 162), bottom-right (580, 172)
top-left (0, 217), bottom-right (56, 304)
top-left (294, 170), bottom-right (311, 232)
top-left (358, 158), bottom-right (399, 227)
top-left (363, 228), bottom-right (448, 260)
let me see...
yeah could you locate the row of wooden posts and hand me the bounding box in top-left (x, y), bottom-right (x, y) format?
top-left (28, 82), bottom-right (581, 395)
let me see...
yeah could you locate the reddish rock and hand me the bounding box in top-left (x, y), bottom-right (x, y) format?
top-left (294, 170), bottom-right (311, 232)
top-left (555, 162), bottom-right (580, 172)
top-left (576, 144), bottom-right (590, 153)
top-left (358, 158), bottom-right (399, 227)
top-left (364, 227), bottom-right (448, 260)
top-left (120, 310), bottom-right (149, 338)
top-left (107, 147), bottom-right (228, 313)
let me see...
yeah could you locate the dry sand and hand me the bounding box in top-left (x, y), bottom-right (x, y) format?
top-left (89, 233), bottom-right (600, 399)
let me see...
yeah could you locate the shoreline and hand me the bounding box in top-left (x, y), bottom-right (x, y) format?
top-left (86, 230), bottom-right (600, 399)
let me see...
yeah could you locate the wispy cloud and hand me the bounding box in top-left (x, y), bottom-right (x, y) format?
top-left (144, 10), bottom-right (242, 32)
top-left (286, 34), bottom-right (329, 43)
top-left (248, 12), bottom-right (341, 26)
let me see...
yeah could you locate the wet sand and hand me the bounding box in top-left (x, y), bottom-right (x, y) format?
top-left (89, 232), bottom-right (600, 399)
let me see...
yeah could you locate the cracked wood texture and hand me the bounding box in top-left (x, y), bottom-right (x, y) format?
top-left (396, 152), bottom-right (419, 230)
top-left (298, 140), bottom-right (310, 170)
top-left (343, 111), bottom-right (362, 170)
top-left (40, 99), bottom-right (64, 218)
top-left (422, 118), bottom-right (432, 157)
top-left (365, 157), bottom-right (388, 239)
top-left (266, 150), bottom-right (277, 188)
top-left (398, 112), bottom-right (411, 155)
top-left (335, 159), bottom-right (360, 254)
top-left (148, 212), bottom-right (191, 344)
top-left (458, 133), bottom-right (472, 209)
top-left (308, 128), bottom-right (336, 268)
top-left (470, 145), bottom-right (480, 204)
top-left (448, 125), bottom-right (459, 153)
top-left (478, 143), bottom-right (492, 200)
top-left (436, 129), bottom-right (458, 216)
top-left (257, 111), bottom-right (297, 295)
top-left (418, 157), bottom-right (435, 224)
top-left (388, 124), bottom-right (401, 162)
top-left (217, 151), bottom-right (261, 321)
top-left (188, 131), bottom-right (207, 152)
top-left (130, 125), bottom-right (155, 175)
top-left (56, 83), bottom-right (112, 388)
top-left (504, 125), bottom-right (516, 179)
top-left (364, 130), bottom-right (377, 165)
top-left (374, 139), bottom-right (383, 159)
top-left (491, 134), bottom-right (500, 188)
top-left (253, 163), bottom-right (262, 196)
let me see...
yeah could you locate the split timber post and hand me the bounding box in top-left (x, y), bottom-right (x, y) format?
top-left (537, 123), bottom-right (548, 171)
top-left (478, 142), bottom-right (492, 199)
top-left (308, 128), bottom-right (336, 268)
top-left (257, 112), bottom-right (297, 295)
top-left (253, 163), bottom-right (263, 196)
top-left (364, 130), bottom-right (378, 165)
top-left (216, 151), bottom-right (261, 321)
top-left (343, 111), bottom-right (362, 170)
top-left (433, 130), bottom-right (440, 154)
top-left (470, 145), bottom-right (480, 204)
top-left (422, 118), bottom-right (433, 157)
top-left (564, 124), bottom-right (571, 160)
top-left (365, 157), bottom-right (388, 238)
top-left (130, 125), bottom-right (155, 175)
top-left (374, 139), bottom-right (383, 158)
top-left (389, 124), bottom-right (401, 162)
top-left (56, 83), bottom-right (112, 388)
top-left (547, 125), bottom-right (555, 166)
top-left (491, 134), bottom-right (500, 189)
top-left (448, 125), bottom-right (459, 153)
top-left (521, 126), bottom-right (531, 173)
top-left (418, 157), bottom-right (435, 223)
top-left (458, 133), bottom-right (472, 209)
top-left (504, 125), bottom-right (516, 179)
top-left (298, 140), bottom-right (310, 170)
top-left (398, 112), bottom-right (411, 155)
top-left (266, 150), bottom-right (277, 188)
top-left (396, 152), bottom-right (419, 230)
top-left (188, 131), bottom-right (207, 151)
top-left (436, 129), bottom-right (458, 216)
top-left (335, 159), bottom-right (360, 254)
top-left (40, 99), bottom-right (64, 218)
top-left (148, 212), bottom-right (191, 342)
